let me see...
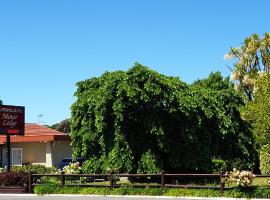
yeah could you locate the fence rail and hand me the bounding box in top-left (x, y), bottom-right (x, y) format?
top-left (28, 171), bottom-right (230, 195)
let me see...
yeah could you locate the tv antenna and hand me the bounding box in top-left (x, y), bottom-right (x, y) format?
top-left (37, 114), bottom-right (44, 125)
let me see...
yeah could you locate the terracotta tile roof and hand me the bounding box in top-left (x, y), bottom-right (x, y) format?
top-left (0, 123), bottom-right (70, 144)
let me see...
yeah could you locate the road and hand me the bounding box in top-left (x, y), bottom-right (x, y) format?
top-left (0, 195), bottom-right (225, 200)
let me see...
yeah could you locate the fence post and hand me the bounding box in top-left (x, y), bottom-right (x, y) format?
top-left (28, 172), bottom-right (33, 193)
top-left (220, 173), bottom-right (224, 196)
top-left (160, 170), bottom-right (165, 190)
top-left (61, 171), bottom-right (65, 188)
top-left (109, 170), bottom-right (113, 190)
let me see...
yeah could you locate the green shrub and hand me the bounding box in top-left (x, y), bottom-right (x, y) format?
top-left (34, 186), bottom-right (270, 198)
top-left (137, 150), bottom-right (160, 174)
top-left (12, 164), bottom-right (56, 174)
top-left (165, 188), bottom-right (220, 197)
top-left (59, 186), bottom-right (80, 194)
top-left (260, 144), bottom-right (270, 174)
top-left (80, 187), bottom-right (110, 195)
top-left (227, 158), bottom-right (253, 171)
top-left (34, 184), bottom-right (60, 195)
top-left (82, 158), bottom-right (101, 174)
top-left (224, 187), bottom-right (270, 198)
top-left (211, 159), bottom-right (227, 173)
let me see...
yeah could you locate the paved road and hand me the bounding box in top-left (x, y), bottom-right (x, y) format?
top-left (0, 195), bottom-right (223, 200)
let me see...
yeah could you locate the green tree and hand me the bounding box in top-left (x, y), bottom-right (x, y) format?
top-left (242, 74), bottom-right (270, 147)
top-left (259, 144), bottom-right (270, 174)
top-left (225, 33), bottom-right (270, 100)
top-left (192, 72), bottom-right (256, 170)
top-left (71, 64), bottom-right (255, 173)
top-left (49, 119), bottom-right (71, 133)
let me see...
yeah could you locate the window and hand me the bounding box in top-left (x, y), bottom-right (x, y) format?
top-left (11, 148), bottom-right (22, 166)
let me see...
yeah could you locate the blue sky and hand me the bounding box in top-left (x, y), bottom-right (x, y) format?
top-left (0, 0), bottom-right (269, 125)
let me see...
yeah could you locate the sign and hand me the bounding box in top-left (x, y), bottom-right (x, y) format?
top-left (0, 105), bottom-right (25, 135)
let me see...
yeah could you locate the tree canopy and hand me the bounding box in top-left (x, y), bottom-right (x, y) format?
top-left (225, 33), bottom-right (270, 100)
top-left (242, 74), bottom-right (270, 147)
top-left (71, 63), bottom-right (256, 173)
top-left (49, 119), bottom-right (71, 133)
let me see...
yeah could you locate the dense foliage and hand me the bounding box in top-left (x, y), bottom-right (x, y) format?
top-left (240, 74), bottom-right (270, 173)
top-left (71, 63), bottom-right (255, 173)
top-left (259, 144), bottom-right (270, 175)
top-left (34, 185), bottom-right (270, 198)
top-left (0, 171), bottom-right (28, 187)
top-left (242, 74), bottom-right (270, 147)
top-left (49, 119), bottom-right (71, 133)
top-left (11, 165), bottom-right (56, 174)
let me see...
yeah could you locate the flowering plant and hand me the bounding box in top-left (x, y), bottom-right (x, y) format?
top-left (0, 168), bottom-right (5, 173)
top-left (224, 168), bottom-right (255, 187)
top-left (63, 162), bottom-right (81, 174)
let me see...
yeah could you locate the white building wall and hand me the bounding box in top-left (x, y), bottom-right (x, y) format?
top-left (1, 140), bottom-right (71, 168)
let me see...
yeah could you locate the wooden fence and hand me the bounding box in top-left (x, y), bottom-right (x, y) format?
top-left (29, 172), bottom-right (229, 195)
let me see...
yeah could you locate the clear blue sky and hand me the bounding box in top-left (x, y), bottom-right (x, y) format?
top-left (0, 0), bottom-right (269, 125)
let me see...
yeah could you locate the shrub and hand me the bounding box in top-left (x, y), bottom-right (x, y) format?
top-left (34, 186), bottom-right (270, 198)
top-left (0, 172), bottom-right (28, 187)
top-left (137, 150), bottom-right (160, 174)
top-left (224, 168), bottom-right (255, 187)
top-left (211, 159), bottom-right (227, 173)
top-left (12, 164), bottom-right (56, 174)
top-left (82, 158), bottom-right (101, 174)
top-left (260, 144), bottom-right (270, 174)
top-left (63, 162), bottom-right (81, 174)
top-left (34, 184), bottom-right (60, 194)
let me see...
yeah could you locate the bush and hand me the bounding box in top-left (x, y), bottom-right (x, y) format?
top-left (165, 188), bottom-right (220, 197)
top-left (211, 159), bottom-right (227, 173)
top-left (34, 184), bottom-right (60, 194)
top-left (224, 187), bottom-right (270, 198)
top-left (227, 158), bottom-right (254, 171)
top-left (0, 172), bottom-right (28, 187)
top-left (137, 150), bottom-right (160, 174)
top-left (82, 158), bottom-right (101, 174)
top-left (12, 164), bottom-right (56, 174)
top-left (224, 169), bottom-right (255, 187)
top-left (34, 186), bottom-right (270, 198)
top-left (63, 162), bottom-right (81, 174)
top-left (260, 144), bottom-right (270, 174)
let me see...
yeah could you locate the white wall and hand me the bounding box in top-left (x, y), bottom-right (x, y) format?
top-left (1, 140), bottom-right (71, 167)
top-left (52, 141), bottom-right (72, 166)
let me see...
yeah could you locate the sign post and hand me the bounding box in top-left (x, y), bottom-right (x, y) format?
top-left (0, 105), bottom-right (25, 171)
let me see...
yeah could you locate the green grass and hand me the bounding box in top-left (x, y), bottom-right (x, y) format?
top-left (34, 184), bottom-right (270, 198)
top-left (252, 177), bottom-right (269, 186)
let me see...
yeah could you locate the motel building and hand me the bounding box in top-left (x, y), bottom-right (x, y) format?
top-left (0, 123), bottom-right (71, 168)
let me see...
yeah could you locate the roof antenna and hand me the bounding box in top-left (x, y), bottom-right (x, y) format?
top-left (37, 114), bottom-right (44, 125)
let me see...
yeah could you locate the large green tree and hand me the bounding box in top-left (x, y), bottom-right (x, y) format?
top-left (241, 74), bottom-right (270, 174)
top-left (71, 64), bottom-right (255, 173)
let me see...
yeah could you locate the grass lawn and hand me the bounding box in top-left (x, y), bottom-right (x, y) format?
top-left (252, 177), bottom-right (269, 186)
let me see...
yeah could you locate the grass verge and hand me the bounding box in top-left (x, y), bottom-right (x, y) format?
top-left (34, 185), bottom-right (270, 198)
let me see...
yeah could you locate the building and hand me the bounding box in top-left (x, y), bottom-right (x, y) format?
top-left (0, 123), bottom-right (71, 168)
